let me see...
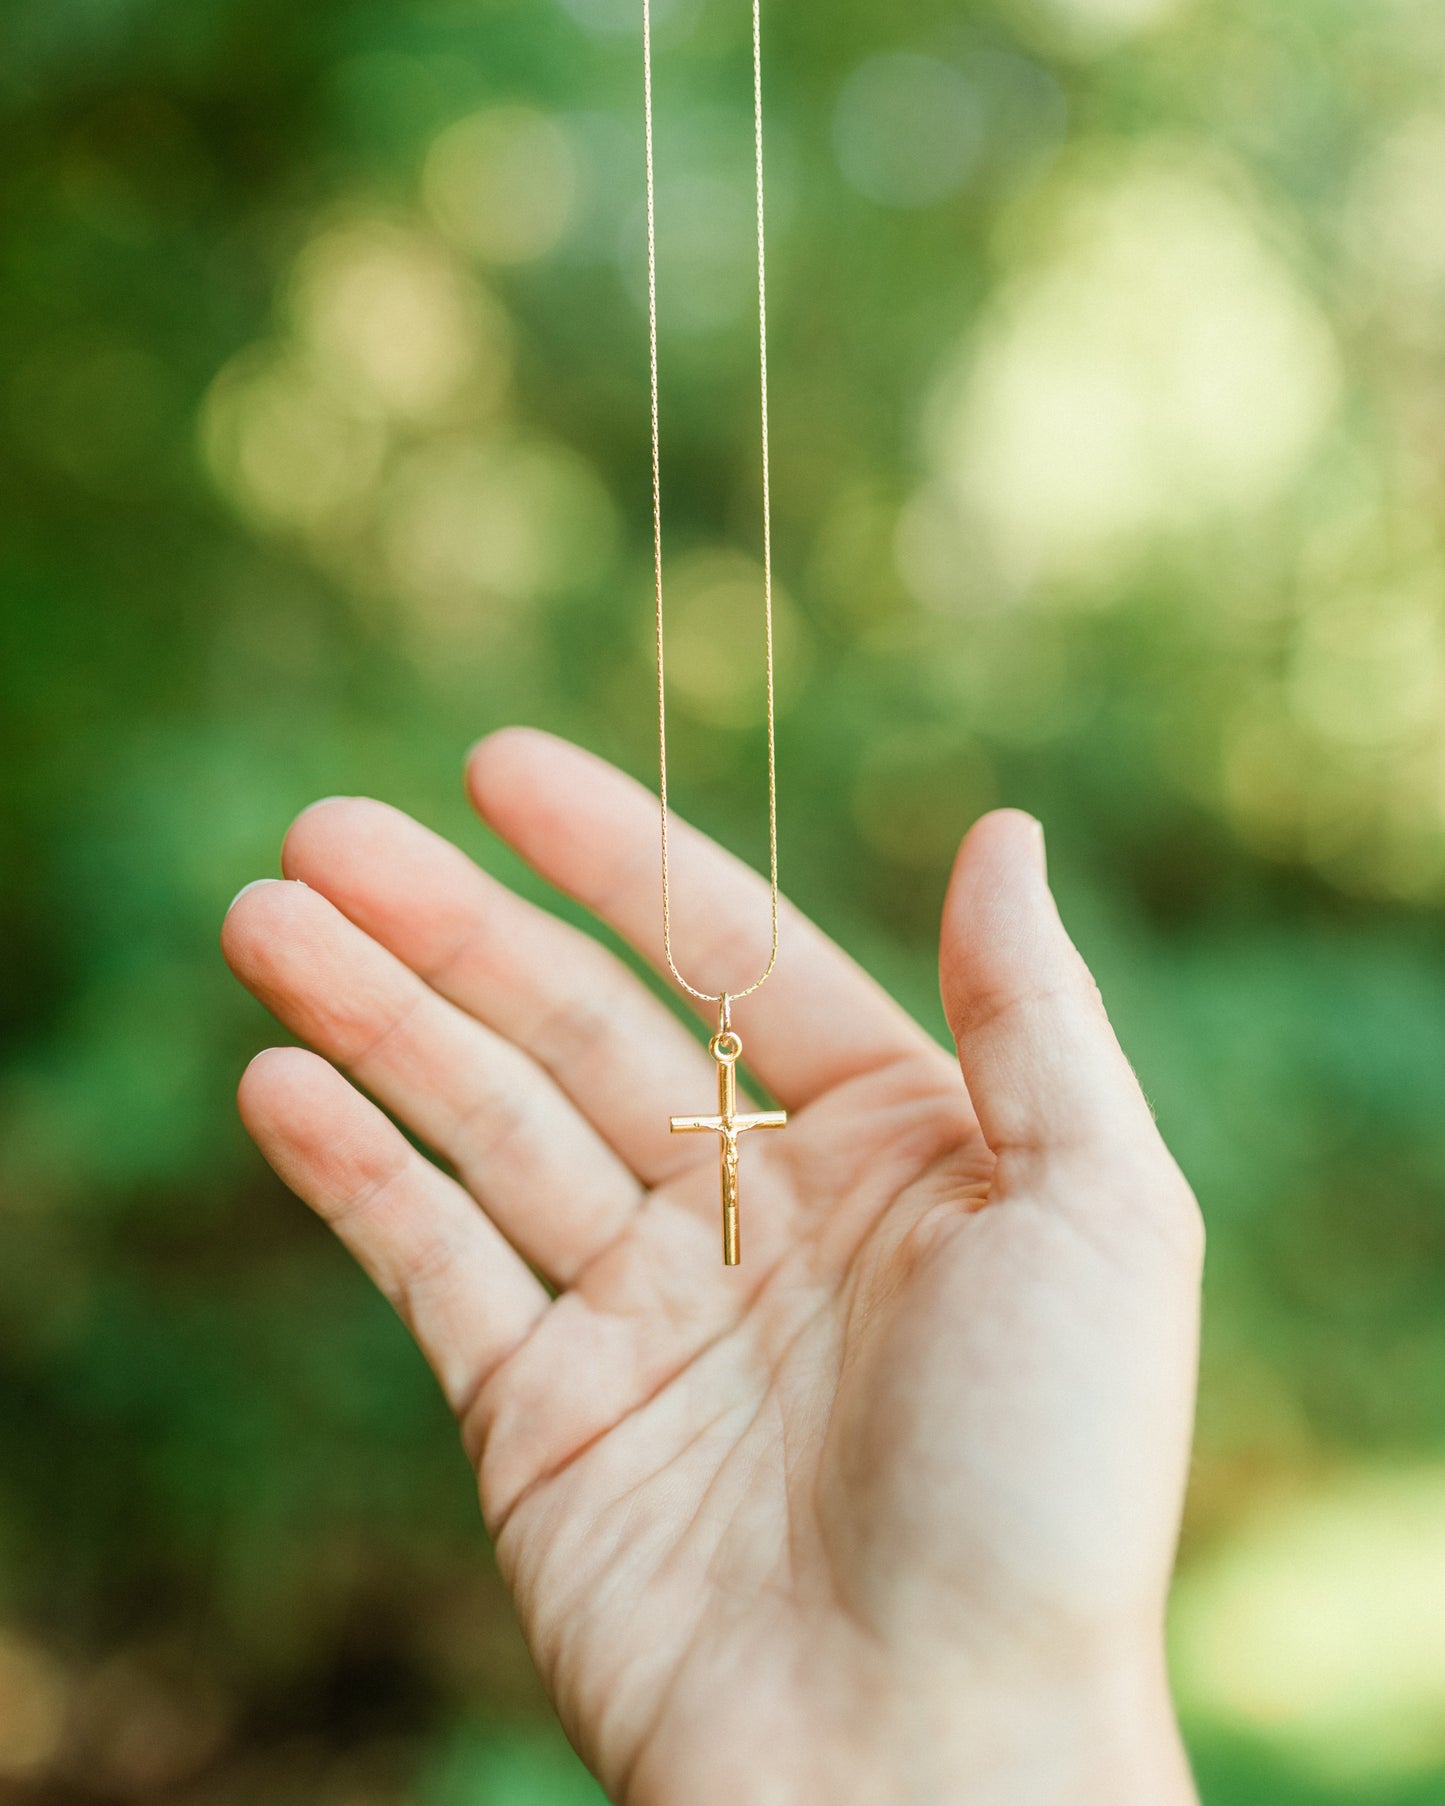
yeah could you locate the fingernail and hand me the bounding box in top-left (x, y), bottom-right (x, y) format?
top-left (226, 877), bottom-right (278, 914)
top-left (1029, 816), bottom-right (1048, 880)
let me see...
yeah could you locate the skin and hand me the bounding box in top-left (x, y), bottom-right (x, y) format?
top-left (222, 728), bottom-right (1204, 1805)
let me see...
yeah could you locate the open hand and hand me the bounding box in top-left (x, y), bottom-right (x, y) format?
top-left (223, 729), bottom-right (1203, 1806)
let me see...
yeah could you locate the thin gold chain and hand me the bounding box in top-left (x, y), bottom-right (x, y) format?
top-left (644, 0), bottom-right (780, 1007)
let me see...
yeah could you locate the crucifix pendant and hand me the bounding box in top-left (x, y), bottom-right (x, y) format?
top-left (670, 998), bottom-right (786, 1266)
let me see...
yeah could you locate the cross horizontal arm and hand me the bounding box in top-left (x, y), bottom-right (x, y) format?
top-left (669, 1110), bottom-right (787, 1135)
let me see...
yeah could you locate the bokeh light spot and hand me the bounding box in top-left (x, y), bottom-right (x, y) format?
top-left (200, 345), bottom-right (386, 538)
top-left (378, 435), bottom-right (618, 641)
top-left (653, 549), bottom-right (809, 727)
top-left (0, 1632), bottom-right (67, 1780)
top-left (833, 55), bottom-right (984, 210)
top-left (1020, 0), bottom-right (1187, 54)
top-left (1346, 113), bottom-right (1445, 307)
top-left (1288, 582), bottom-right (1445, 751)
top-left (1173, 1468), bottom-right (1445, 1781)
top-left (926, 149), bottom-right (1340, 595)
top-left (289, 218), bottom-right (500, 421)
top-left (424, 107), bottom-right (577, 265)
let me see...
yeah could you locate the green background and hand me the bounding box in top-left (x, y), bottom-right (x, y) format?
top-left (3, 0), bottom-right (1445, 1799)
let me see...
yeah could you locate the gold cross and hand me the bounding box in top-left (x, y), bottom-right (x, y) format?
top-left (671, 1008), bottom-right (786, 1266)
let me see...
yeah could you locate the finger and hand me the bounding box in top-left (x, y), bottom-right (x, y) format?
top-left (239, 1046), bottom-right (547, 1413)
top-left (280, 795), bottom-right (718, 1184)
top-left (938, 811), bottom-right (1162, 1177)
top-left (465, 729), bottom-right (938, 1107)
top-left (223, 880), bottom-right (642, 1282)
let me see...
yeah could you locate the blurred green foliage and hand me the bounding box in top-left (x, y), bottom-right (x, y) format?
top-left (3, 0), bottom-right (1445, 1798)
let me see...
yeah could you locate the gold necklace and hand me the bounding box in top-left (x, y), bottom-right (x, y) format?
top-left (643, 0), bottom-right (785, 1266)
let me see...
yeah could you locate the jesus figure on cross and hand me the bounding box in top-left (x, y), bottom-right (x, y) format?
top-left (670, 1019), bottom-right (786, 1266)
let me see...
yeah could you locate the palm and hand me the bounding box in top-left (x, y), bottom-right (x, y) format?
top-left (225, 730), bottom-right (1202, 1804)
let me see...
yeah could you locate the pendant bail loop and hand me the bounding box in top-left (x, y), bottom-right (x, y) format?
top-left (710, 992), bottom-right (743, 1066)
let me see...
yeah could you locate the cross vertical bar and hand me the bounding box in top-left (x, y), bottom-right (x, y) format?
top-left (718, 1053), bottom-right (740, 1265)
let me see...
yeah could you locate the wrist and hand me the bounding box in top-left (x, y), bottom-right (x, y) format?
top-left (891, 1641), bottom-right (1196, 1806)
top-left (614, 1634), bottom-right (1195, 1806)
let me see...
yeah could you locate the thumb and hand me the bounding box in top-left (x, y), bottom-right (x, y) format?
top-left (939, 810), bottom-right (1159, 1180)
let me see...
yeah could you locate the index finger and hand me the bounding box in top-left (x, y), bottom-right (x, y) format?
top-left (466, 729), bottom-right (942, 1109)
